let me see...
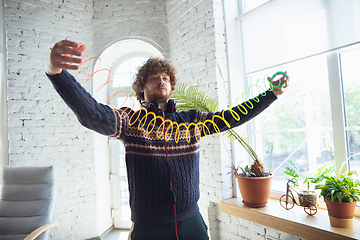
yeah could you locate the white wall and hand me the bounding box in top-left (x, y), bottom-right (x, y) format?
top-left (4, 0), bottom-right (303, 239)
top-left (5, 0), bottom-right (99, 239)
top-left (92, 0), bottom-right (170, 58)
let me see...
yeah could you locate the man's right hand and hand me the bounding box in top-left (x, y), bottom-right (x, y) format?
top-left (45, 40), bottom-right (84, 75)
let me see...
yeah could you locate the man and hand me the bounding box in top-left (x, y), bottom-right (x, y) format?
top-left (46, 40), bottom-right (289, 240)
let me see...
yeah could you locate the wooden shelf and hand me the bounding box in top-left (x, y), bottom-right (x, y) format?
top-left (220, 197), bottom-right (360, 240)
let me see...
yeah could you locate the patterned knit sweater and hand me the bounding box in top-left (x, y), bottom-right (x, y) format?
top-left (47, 70), bottom-right (277, 224)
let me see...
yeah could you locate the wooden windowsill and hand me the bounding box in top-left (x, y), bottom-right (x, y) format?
top-left (220, 197), bottom-right (360, 240)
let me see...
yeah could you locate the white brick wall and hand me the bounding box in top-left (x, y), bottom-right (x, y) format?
top-left (4, 0), bottom-right (304, 239)
top-left (92, 0), bottom-right (170, 59)
top-left (5, 0), bottom-right (99, 239)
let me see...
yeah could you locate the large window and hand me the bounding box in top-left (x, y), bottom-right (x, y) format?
top-left (247, 45), bottom-right (360, 192)
top-left (228, 0), bottom-right (360, 194)
top-left (248, 53), bottom-right (333, 192)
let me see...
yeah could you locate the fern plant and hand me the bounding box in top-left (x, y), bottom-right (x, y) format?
top-left (171, 83), bottom-right (218, 112)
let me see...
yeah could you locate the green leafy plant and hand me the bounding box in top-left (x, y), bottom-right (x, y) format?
top-left (303, 164), bottom-right (334, 193)
top-left (284, 160), bottom-right (300, 186)
top-left (234, 164), bottom-right (255, 177)
top-left (284, 159), bottom-right (334, 193)
top-left (171, 83), bottom-right (218, 112)
top-left (314, 145), bottom-right (360, 203)
top-left (315, 170), bottom-right (360, 203)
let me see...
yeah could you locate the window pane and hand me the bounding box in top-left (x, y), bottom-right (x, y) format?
top-left (248, 53), bottom-right (333, 192)
top-left (118, 142), bottom-right (131, 221)
top-left (117, 61), bottom-right (130, 73)
top-left (130, 57), bottom-right (146, 71)
top-left (120, 181), bottom-right (130, 220)
top-left (341, 46), bottom-right (360, 171)
top-left (244, 0), bottom-right (269, 12)
top-left (113, 61), bottom-right (130, 87)
top-left (118, 142), bottom-right (127, 176)
top-left (346, 130), bottom-right (360, 170)
top-left (113, 72), bottom-right (132, 87)
top-left (112, 56), bottom-right (147, 87)
top-left (130, 57), bottom-right (147, 84)
top-left (342, 47), bottom-right (360, 127)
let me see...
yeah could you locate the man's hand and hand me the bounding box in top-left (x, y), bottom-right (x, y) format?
top-left (45, 40), bottom-right (85, 75)
top-left (267, 71), bottom-right (289, 97)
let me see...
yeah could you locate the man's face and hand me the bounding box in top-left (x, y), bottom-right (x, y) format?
top-left (142, 72), bottom-right (172, 103)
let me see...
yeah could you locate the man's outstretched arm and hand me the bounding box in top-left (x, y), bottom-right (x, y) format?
top-left (45, 40), bottom-right (123, 139)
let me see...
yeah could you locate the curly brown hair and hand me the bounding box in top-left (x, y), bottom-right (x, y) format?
top-left (132, 58), bottom-right (178, 101)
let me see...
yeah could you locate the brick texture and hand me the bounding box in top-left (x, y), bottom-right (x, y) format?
top-left (5, 0), bottom-right (98, 239)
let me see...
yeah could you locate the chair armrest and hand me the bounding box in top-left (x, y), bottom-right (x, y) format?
top-left (24, 222), bottom-right (59, 240)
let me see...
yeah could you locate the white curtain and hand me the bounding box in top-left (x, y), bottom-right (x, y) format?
top-left (240, 0), bottom-right (360, 74)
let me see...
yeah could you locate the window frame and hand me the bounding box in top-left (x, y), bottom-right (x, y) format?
top-left (225, 0), bottom-right (360, 201)
top-left (244, 42), bottom-right (360, 180)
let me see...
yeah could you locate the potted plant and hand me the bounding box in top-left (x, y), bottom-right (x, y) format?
top-left (172, 83), bottom-right (273, 207)
top-left (315, 168), bottom-right (360, 228)
top-left (312, 145), bottom-right (360, 228)
top-left (228, 130), bottom-right (272, 207)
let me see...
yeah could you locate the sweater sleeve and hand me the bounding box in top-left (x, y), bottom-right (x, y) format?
top-left (46, 70), bottom-right (124, 139)
top-left (199, 90), bottom-right (277, 135)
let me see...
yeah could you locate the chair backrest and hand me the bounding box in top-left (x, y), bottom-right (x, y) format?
top-left (0, 166), bottom-right (55, 240)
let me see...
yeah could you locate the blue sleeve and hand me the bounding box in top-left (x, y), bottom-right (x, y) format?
top-left (46, 70), bottom-right (125, 139)
top-left (199, 90), bottom-right (277, 135)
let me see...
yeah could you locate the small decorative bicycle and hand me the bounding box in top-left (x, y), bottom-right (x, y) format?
top-left (279, 178), bottom-right (318, 215)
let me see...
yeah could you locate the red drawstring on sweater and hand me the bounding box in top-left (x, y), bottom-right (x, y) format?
top-left (162, 111), bottom-right (179, 240)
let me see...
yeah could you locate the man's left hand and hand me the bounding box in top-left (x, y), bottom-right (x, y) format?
top-left (267, 71), bottom-right (289, 97)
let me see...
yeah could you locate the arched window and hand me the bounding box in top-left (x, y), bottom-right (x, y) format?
top-left (110, 55), bottom-right (148, 111)
top-left (92, 39), bottom-right (163, 229)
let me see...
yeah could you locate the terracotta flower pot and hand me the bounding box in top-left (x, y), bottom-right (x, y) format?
top-left (324, 198), bottom-right (357, 228)
top-left (236, 175), bottom-right (273, 208)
